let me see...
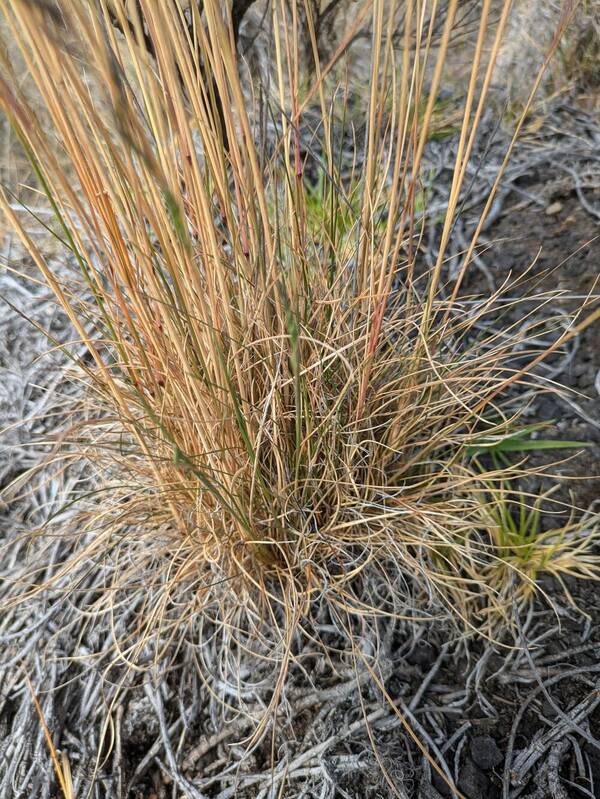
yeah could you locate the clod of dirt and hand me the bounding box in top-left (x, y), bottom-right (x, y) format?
top-left (469, 735), bottom-right (503, 771)
top-left (458, 758), bottom-right (490, 799)
top-left (406, 640), bottom-right (438, 668)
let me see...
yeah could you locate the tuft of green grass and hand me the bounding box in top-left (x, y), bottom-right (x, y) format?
top-left (466, 421), bottom-right (594, 457)
top-left (472, 474), bottom-right (599, 617)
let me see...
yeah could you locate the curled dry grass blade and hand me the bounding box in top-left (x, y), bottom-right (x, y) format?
top-left (0, 0), bottom-right (597, 779)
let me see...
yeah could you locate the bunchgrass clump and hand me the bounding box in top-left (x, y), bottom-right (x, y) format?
top-left (1, 0), bottom-right (598, 773)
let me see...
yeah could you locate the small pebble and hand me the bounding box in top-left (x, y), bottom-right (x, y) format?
top-left (545, 200), bottom-right (563, 215)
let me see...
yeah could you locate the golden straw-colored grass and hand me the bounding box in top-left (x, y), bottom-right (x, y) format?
top-left (0, 1), bottom-right (598, 788)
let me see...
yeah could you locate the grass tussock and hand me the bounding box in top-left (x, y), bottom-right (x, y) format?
top-left (0, 0), bottom-right (598, 729)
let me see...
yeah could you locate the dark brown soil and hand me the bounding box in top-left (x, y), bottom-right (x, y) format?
top-left (415, 188), bottom-right (600, 799)
top-left (482, 192), bottom-right (600, 509)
